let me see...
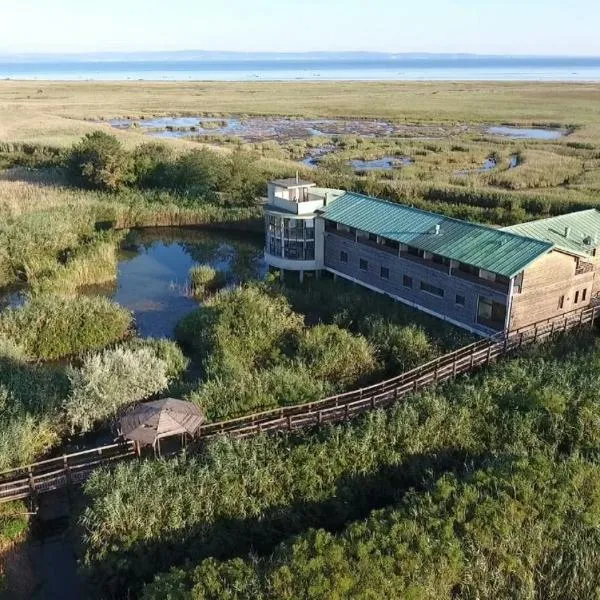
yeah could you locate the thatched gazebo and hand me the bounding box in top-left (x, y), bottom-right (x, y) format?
top-left (119, 398), bottom-right (205, 456)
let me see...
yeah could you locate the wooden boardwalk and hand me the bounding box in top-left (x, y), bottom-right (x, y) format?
top-left (1, 303), bottom-right (598, 504)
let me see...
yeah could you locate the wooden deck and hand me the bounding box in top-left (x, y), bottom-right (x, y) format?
top-left (1, 303), bottom-right (598, 504)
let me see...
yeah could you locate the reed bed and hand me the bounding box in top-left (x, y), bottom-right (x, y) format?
top-left (79, 331), bottom-right (600, 594)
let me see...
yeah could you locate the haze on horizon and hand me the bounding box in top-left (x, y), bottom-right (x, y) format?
top-left (1, 0), bottom-right (598, 57)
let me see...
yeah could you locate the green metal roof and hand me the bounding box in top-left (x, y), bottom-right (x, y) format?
top-left (502, 209), bottom-right (600, 257)
top-left (320, 192), bottom-right (553, 278)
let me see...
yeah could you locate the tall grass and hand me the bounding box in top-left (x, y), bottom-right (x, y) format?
top-left (78, 331), bottom-right (600, 594)
top-left (142, 455), bottom-right (600, 600)
top-left (0, 295), bottom-right (132, 360)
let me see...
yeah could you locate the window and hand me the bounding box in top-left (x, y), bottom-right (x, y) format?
top-left (582, 288), bottom-right (587, 301)
top-left (340, 251), bottom-right (348, 263)
top-left (406, 246), bottom-right (424, 258)
top-left (380, 266), bottom-right (390, 280)
top-left (420, 281), bottom-right (444, 298)
top-left (383, 238), bottom-right (399, 252)
top-left (403, 275), bottom-right (413, 288)
top-left (359, 259), bottom-right (368, 271)
top-left (368, 233), bottom-right (378, 242)
top-left (432, 254), bottom-right (451, 267)
top-left (456, 294), bottom-right (465, 306)
top-left (574, 290), bottom-right (580, 304)
top-left (459, 262), bottom-right (478, 276)
top-left (477, 296), bottom-right (507, 328)
top-left (558, 295), bottom-right (565, 309)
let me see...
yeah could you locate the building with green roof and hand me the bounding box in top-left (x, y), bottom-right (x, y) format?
top-left (503, 209), bottom-right (600, 257)
top-left (264, 182), bottom-right (599, 336)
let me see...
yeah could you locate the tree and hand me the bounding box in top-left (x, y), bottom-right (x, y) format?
top-left (223, 147), bottom-right (262, 206)
top-left (170, 148), bottom-right (227, 201)
top-left (132, 142), bottom-right (173, 188)
top-left (69, 131), bottom-right (134, 191)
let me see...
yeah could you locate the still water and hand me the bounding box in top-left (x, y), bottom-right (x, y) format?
top-left (114, 228), bottom-right (265, 338)
top-left (0, 228), bottom-right (266, 340)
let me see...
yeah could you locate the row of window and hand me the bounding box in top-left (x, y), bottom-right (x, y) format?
top-left (327, 219), bottom-right (510, 290)
top-left (269, 239), bottom-right (315, 260)
top-left (558, 287), bottom-right (588, 309)
top-left (339, 251), bottom-right (466, 306)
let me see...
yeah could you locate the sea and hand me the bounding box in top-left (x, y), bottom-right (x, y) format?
top-left (1, 56), bottom-right (600, 81)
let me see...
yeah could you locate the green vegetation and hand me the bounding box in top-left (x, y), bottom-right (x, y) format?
top-left (66, 133), bottom-right (265, 206)
top-left (177, 285), bottom-right (377, 420)
top-left (0, 295), bottom-right (132, 361)
top-left (143, 456), bottom-right (600, 600)
top-left (65, 347), bottom-right (171, 433)
top-left (79, 331), bottom-right (600, 596)
top-left (189, 264), bottom-right (226, 298)
top-left (1, 81), bottom-right (600, 598)
top-left (0, 501), bottom-right (29, 594)
top-left (69, 131), bottom-right (135, 191)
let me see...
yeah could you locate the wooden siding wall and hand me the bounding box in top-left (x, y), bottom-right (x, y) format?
top-left (323, 232), bottom-right (508, 335)
top-left (510, 250), bottom-right (595, 330)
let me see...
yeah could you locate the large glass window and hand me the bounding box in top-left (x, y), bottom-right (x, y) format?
top-left (420, 281), bottom-right (444, 297)
top-left (477, 296), bottom-right (506, 329)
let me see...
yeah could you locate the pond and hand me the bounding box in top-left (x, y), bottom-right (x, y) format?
top-left (350, 156), bottom-right (413, 170)
top-left (486, 126), bottom-right (566, 140)
top-left (0, 228), bottom-right (266, 339)
top-left (107, 115), bottom-right (472, 142)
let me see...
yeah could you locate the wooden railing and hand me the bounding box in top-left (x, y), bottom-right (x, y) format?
top-left (0, 442), bottom-right (135, 504)
top-left (0, 303), bottom-right (598, 504)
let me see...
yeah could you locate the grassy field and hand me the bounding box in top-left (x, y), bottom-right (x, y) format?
top-left (1, 80), bottom-right (600, 147)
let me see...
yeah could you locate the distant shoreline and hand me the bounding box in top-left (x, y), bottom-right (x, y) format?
top-left (1, 56), bottom-right (600, 82)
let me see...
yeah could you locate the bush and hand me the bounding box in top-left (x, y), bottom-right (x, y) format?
top-left (189, 363), bottom-right (333, 421)
top-left (176, 285), bottom-right (303, 374)
top-left (363, 318), bottom-right (434, 373)
top-left (189, 264), bottom-right (226, 298)
top-left (223, 147), bottom-right (263, 206)
top-left (121, 338), bottom-right (189, 379)
top-left (132, 143), bottom-right (173, 188)
top-left (170, 148), bottom-right (227, 200)
top-left (0, 295), bottom-right (132, 360)
top-left (65, 347), bottom-right (170, 433)
top-left (297, 324), bottom-right (375, 388)
top-left (68, 131), bottom-right (134, 191)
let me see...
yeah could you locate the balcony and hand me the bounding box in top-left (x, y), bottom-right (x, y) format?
top-left (357, 236), bottom-right (400, 255)
top-left (452, 269), bottom-right (510, 294)
top-left (575, 261), bottom-right (594, 276)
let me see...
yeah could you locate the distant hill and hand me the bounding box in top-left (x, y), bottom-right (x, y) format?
top-left (0, 50), bottom-right (594, 64)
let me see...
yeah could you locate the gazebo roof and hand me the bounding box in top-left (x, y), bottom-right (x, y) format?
top-left (119, 398), bottom-right (204, 446)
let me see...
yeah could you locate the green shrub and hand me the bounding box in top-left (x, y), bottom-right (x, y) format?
top-left (189, 264), bottom-right (226, 298)
top-left (189, 363), bottom-right (333, 421)
top-left (169, 148), bottom-right (227, 200)
top-left (68, 131), bottom-right (134, 191)
top-left (65, 347), bottom-right (170, 433)
top-left (132, 142), bottom-right (173, 188)
top-left (176, 285), bottom-right (303, 374)
top-left (363, 318), bottom-right (434, 373)
top-left (297, 324), bottom-right (375, 388)
top-left (0, 295), bottom-right (132, 360)
top-left (121, 338), bottom-right (189, 379)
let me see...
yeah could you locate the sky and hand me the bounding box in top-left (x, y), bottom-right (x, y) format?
top-left (1, 0), bottom-right (598, 56)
